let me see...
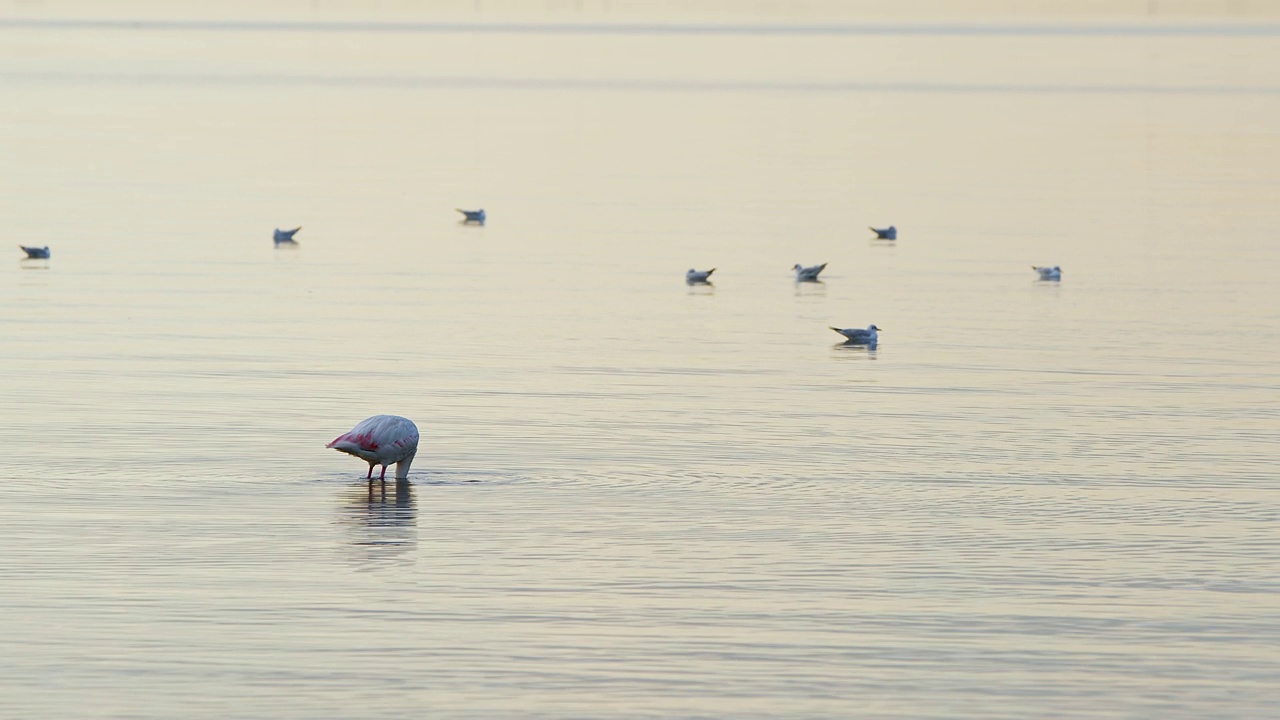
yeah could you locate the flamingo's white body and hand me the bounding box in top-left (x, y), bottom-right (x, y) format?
top-left (686, 267), bottom-right (715, 284)
top-left (274, 227), bottom-right (301, 245)
top-left (793, 262), bottom-right (827, 282)
top-left (1032, 265), bottom-right (1062, 281)
top-left (327, 415), bottom-right (419, 481)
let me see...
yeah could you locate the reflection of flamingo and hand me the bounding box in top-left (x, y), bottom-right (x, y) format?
top-left (342, 482), bottom-right (417, 563)
top-left (364, 481), bottom-right (414, 514)
top-left (327, 415), bottom-right (419, 481)
top-left (357, 482), bottom-right (416, 531)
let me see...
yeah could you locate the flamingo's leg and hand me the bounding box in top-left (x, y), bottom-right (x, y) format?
top-left (379, 465), bottom-right (388, 481)
top-left (366, 464), bottom-right (374, 480)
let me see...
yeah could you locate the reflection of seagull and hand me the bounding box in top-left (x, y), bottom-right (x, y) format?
top-left (456, 208), bottom-right (486, 225)
top-left (830, 324), bottom-right (881, 344)
top-left (273, 227), bottom-right (301, 245)
top-left (1032, 265), bottom-right (1062, 281)
top-left (19, 245), bottom-right (50, 259)
top-left (869, 225), bottom-right (897, 240)
top-left (793, 262), bottom-right (827, 281)
top-left (327, 415), bottom-right (420, 482)
top-left (686, 268), bottom-right (715, 284)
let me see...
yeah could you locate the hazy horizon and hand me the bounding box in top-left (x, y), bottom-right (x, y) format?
top-left (5, 0), bottom-right (1280, 22)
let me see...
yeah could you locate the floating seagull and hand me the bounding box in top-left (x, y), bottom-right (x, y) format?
top-left (18, 245), bottom-right (50, 259)
top-left (686, 268), bottom-right (715, 284)
top-left (273, 227), bottom-right (301, 245)
top-left (328, 415), bottom-right (420, 482)
top-left (1032, 265), bottom-right (1062, 281)
top-left (830, 324), bottom-right (881, 344)
top-left (869, 225), bottom-right (897, 240)
top-left (793, 262), bottom-right (828, 282)
top-left (456, 208), bottom-right (486, 225)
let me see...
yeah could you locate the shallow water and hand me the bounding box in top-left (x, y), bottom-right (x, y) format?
top-left (1, 4), bottom-right (1278, 719)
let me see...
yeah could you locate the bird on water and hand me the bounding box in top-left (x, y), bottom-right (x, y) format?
top-left (869, 225), bottom-right (897, 240)
top-left (686, 268), bottom-right (715, 284)
top-left (829, 324), bottom-right (882, 344)
top-left (1032, 265), bottom-right (1062, 281)
top-left (327, 415), bottom-right (420, 482)
top-left (793, 262), bottom-right (828, 282)
top-left (19, 245), bottom-right (50, 259)
top-left (274, 227), bottom-right (301, 245)
top-left (456, 208), bottom-right (486, 225)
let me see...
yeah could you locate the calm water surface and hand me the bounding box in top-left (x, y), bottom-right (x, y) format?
top-left (1, 5), bottom-right (1278, 719)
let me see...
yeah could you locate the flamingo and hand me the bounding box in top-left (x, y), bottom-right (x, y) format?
top-left (456, 208), bottom-right (486, 225)
top-left (685, 267), bottom-right (715, 284)
top-left (830, 324), bottom-right (882, 344)
top-left (1032, 265), bottom-right (1062, 281)
top-left (19, 245), bottom-right (50, 259)
top-left (327, 415), bottom-right (420, 482)
top-left (869, 225), bottom-right (897, 240)
top-left (274, 227), bottom-right (301, 245)
top-left (793, 262), bottom-right (828, 282)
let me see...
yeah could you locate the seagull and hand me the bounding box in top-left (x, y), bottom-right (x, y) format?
top-left (456, 208), bottom-right (486, 225)
top-left (869, 225), bottom-right (897, 240)
top-left (18, 245), bottom-right (50, 259)
top-left (830, 324), bottom-right (881, 344)
top-left (793, 262), bottom-right (828, 282)
top-left (1032, 265), bottom-right (1062, 281)
top-left (327, 415), bottom-right (420, 482)
top-left (686, 268), bottom-right (715, 284)
top-left (273, 227), bottom-right (301, 245)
